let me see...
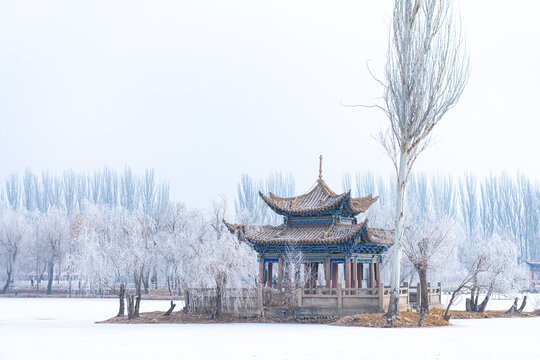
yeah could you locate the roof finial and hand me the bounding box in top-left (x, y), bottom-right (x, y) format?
top-left (319, 155), bottom-right (323, 180)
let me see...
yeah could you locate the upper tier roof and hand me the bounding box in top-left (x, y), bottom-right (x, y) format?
top-left (223, 218), bottom-right (393, 246)
top-left (260, 179), bottom-right (378, 216)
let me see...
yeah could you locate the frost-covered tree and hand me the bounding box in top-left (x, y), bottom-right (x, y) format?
top-left (198, 198), bottom-right (257, 319)
top-left (235, 172), bottom-right (295, 225)
top-left (0, 209), bottom-right (28, 293)
top-left (402, 209), bottom-right (456, 323)
top-left (467, 235), bottom-right (529, 312)
top-left (5, 174), bottom-right (21, 211)
top-left (38, 209), bottom-right (70, 294)
top-left (76, 204), bottom-right (126, 314)
top-left (235, 174), bottom-right (263, 225)
top-left (372, 0), bottom-right (469, 319)
top-left (77, 204), bottom-right (156, 318)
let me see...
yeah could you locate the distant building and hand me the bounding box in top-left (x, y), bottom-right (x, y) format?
top-left (524, 259), bottom-right (540, 288)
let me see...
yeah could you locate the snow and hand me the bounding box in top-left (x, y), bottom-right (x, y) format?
top-left (442, 292), bottom-right (540, 312)
top-left (1, 297), bottom-right (539, 359)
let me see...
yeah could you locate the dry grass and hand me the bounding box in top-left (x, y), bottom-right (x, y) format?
top-left (98, 311), bottom-right (259, 324)
top-left (333, 309), bottom-right (450, 328)
top-left (98, 310), bottom-right (337, 325)
top-left (99, 308), bottom-right (540, 327)
top-left (445, 309), bottom-right (540, 320)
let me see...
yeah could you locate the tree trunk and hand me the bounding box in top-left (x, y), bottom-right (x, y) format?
top-left (1, 266), bottom-right (13, 293)
top-left (418, 307), bottom-right (426, 327)
top-left (167, 276), bottom-right (172, 296)
top-left (465, 298), bottom-right (472, 312)
top-left (387, 149), bottom-right (408, 320)
top-left (444, 290), bottom-right (459, 321)
top-left (142, 270), bottom-right (149, 295)
top-left (477, 290), bottom-right (491, 313)
top-left (212, 283), bottom-right (222, 320)
top-left (134, 274), bottom-right (142, 317)
top-left (418, 267), bottom-right (429, 315)
top-left (117, 284), bottom-right (125, 317)
top-left (517, 296), bottom-right (527, 313)
top-left (127, 294), bottom-right (134, 320)
top-left (183, 288), bottom-right (190, 312)
top-left (469, 281), bottom-right (479, 312)
top-left (163, 301), bottom-right (176, 316)
top-left (505, 297), bottom-right (518, 314)
top-left (46, 261), bottom-right (54, 295)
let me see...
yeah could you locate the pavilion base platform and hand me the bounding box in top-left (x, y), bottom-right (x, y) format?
top-left (186, 282), bottom-right (443, 319)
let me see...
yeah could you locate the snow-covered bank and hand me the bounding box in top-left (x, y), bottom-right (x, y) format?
top-left (1, 298), bottom-right (538, 360)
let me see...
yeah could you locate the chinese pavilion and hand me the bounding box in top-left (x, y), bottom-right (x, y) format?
top-left (524, 259), bottom-right (540, 288)
top-left (224, 157), bottom-right (393, 292)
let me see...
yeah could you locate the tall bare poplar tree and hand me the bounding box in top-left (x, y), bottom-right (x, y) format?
top-left (379, 0), bottom-right (469, 319)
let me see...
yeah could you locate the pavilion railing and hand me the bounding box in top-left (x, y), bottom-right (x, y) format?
top-left (186, 282), bottom-right (442, 315)
top-left (296, 282), bottom-right (411, 312)
top-left (407, 282), bottom-right (443, 307)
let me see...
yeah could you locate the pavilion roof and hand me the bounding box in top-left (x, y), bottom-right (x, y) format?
top-left (524, 259), bottom-right (540, 267)
top-left (260, 179), bottom-right (378, 216)
top-left (223, 218), bottom-right (393, 246)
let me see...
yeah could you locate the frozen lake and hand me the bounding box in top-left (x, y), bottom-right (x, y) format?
top-left (0, 297), bottom-right (538, 360)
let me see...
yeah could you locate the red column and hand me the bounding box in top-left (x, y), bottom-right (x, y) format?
top-left (376, 259), bottom-right (382, 287)
top-left (357, 262), bottom-right (363, 288)
top-left (331, 262), bottom-right (338, 289)
top-left (325, 257), bottom-right (331, 292)
top-left (259, 256), bottom-right (265, 285)
top-left (294, 264), bottom-right (301, 288)
top-left (277, 257), bottom-right (283, 292)
top-left (266, 262), bottom-right (273, 288)
top-left (304, 263), bottom-right (311, 290)
top-left (284, 261), bottom-right (292, 293)
top-left (351, 258), bottom-right (357, 294)
top-left (345, 258), bottom-right (351, 295)
top-left (369, 258), bottom-right (375, 293)
top-left (312, 262), bottom-right (318, 292)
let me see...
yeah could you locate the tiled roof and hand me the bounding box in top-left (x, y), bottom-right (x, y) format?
top-left (363, 227), bottom-right (394, 245)
top-left (224, 219), bottom-right (393, 246)
top-left (260, 179), bottom-right (378, 216)
top-left (524, 259), bottom-right (540, 267)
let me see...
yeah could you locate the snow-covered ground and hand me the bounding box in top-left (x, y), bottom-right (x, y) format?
top-left (0, 297), bottom-right (539, 360)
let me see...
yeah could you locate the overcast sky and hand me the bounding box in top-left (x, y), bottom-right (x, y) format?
top-left (1, 0), bottom-right (539, 210)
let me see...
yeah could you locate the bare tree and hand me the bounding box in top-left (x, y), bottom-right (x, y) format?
top-left (370, 0), bottom-right (469, 319)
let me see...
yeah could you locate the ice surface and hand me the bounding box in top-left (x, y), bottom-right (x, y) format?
top-left (0, 297), bottom-right (538, 360)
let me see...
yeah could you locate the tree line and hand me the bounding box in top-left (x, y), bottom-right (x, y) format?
top-left (0, 168), bottom-right (535, 318)
top-left (0, 167), bottom-right (256, 319)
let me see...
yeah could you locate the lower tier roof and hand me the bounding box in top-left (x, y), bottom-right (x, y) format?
top-left (223, 219), bottom-right (393, 246)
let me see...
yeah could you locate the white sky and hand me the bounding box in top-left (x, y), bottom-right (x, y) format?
top-left (1, 0), bottom-right (539, 210)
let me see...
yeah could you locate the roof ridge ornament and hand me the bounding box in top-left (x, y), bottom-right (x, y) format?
top-left (319, 155), bottom-right (323, 180)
